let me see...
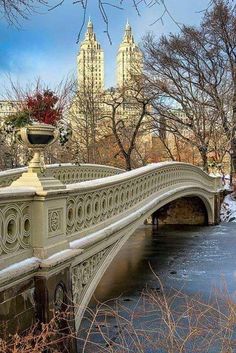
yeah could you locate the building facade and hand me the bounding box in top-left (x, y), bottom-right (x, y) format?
top-left (71, 20), bottom-right (150, 166)
top-left (0, 100), bottom-right (19, 121)
top-left (77, 19), bottom-right (143, 91)
top-left (116, 20), bottom-right (143, 87)
top-left (77, 19), bottom-right (104, 92)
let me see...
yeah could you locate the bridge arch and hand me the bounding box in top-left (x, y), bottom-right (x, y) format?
top-left (71, 184), bottom-right (216, 329)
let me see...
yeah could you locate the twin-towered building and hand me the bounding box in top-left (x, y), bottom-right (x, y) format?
top-left (0, 20), bottom-right (142, 121)
top-left (77, 19), bottom-right (143, 91)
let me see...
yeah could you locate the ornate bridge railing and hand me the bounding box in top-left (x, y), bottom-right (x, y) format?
top-left (66, 162), bottom-right (221, 241)
top-left (0, 162), bottom-right (221, 271)
top-left (0, 163), bottom-right (124, 187)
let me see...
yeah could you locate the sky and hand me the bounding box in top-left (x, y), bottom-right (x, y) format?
top-left (0, 0), bottom-right (210, 98)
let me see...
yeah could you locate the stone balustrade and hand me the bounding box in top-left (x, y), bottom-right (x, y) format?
top-left (65, 162), bottom-right (222, 241)
top-left (0, 163), bottom-right (124, 188)
top-left (0, 162), bottom-right (221, 271)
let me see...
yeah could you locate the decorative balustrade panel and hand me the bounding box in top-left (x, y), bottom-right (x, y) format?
top-left (66, 163), bottom-right (221, 237)
top-left (49, 164), bottom-right (124, 184)
top-left (0, 164), bottom-right (124, 187)
top-left (72, 245), bottom-right (113, 305)
top-left (0, 200), bottom-right (32, 257)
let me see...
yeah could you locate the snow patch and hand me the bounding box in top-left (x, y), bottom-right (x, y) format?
top-left (0, 163), bottom-right (124, 176)
top-left (0, 257), bottom-right (40, 283)
top-left (0, 186), bottom-right (36, 197)
top-left (220, 194), bottom-right (236, 222)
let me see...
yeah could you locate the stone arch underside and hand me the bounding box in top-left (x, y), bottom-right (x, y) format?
top-left (152, 196), bottom-right (210, 225)
top-left (72, 186), bottom-right (215, 330)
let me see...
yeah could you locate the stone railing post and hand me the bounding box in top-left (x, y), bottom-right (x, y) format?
top-left (7, 124), bottom-right (70, 258)
top-left (31, 190), bottom-right (69, 258)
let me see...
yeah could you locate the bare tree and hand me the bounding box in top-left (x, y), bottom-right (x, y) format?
top-left (0, 0), bottom-right (48, 24)
top-left (202, 0), bottom-right (236, 173)
top-left (1, 0), bottom-right (179, 43)
top-left (68, 84), bottom-right (104, 164)
top-left (143, 1), bottom-right (234, 172)
top-left (0, 128), bottom-right (28, 169)
top-left (100, 77), bottom-right (156, 170)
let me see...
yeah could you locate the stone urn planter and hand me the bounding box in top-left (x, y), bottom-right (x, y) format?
top-left (16, 123), bottom-right (59, 174)
top-left (12, 123), bottom-right (65, 192)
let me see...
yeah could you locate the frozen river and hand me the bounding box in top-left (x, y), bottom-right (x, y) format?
top-left (78, 223), bottom-right (236, 352)
top-left (92, 223), bottom-right (236, 301)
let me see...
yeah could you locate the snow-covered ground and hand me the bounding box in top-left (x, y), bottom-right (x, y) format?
top-left (220, 193), bottom-right (236, 222)
top-left (222, 174), bottom-right (232, 191)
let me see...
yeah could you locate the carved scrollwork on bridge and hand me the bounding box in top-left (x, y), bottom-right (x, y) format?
top-left (66, 164), bottom-right (220, 237)
top-left (72, 245), bottom-right (113, 305)
top-left (51, 165), bottom-right (123, 184)
top-left (48, 208), bottom-right (63, 236)
top-left (0, 202), bottom-right (31, 255)
top-left (49, 210), bottom-right (60, 232)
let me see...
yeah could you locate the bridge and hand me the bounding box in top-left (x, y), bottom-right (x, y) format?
top-left (0, 162), bottom-right (222, 335)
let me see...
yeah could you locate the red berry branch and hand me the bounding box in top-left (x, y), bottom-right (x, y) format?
top-left (25, 89), bottom-right (62, 126)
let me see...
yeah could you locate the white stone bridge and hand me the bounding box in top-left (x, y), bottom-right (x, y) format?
top-left (0, 162), bottom-right (222, 333)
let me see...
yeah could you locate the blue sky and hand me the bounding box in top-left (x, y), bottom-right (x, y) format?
top-left (0, 0), bottom-right (210, 98)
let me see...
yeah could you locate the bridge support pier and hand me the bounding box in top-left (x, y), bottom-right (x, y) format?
top-left (151, 211), bottom-right (159, 227)
top-left (34, 265), bottom-right (77, 353)
top-left (213, 192), bottom-right (222, 225)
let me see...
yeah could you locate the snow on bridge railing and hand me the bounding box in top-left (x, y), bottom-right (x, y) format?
top-left (0, 162), bottom-right (222, 271)
top-left (66, 162), bottom-right (222, 241)
top-left (0, 163), bottom-right (124, 187)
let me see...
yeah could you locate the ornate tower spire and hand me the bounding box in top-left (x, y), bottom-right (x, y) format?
top-left (116, 21), bottom-right (142, 87)
top-left (84, 17), bottom-right (96, 41)
top-left (123, 19), bottom-right (133, 43)
top-left (87, 17), bottom-right (93, 33)
top-left (77, 19), bottom-right (104, 92)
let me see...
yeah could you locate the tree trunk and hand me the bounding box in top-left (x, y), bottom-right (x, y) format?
top-left (200, 150), bottom-right (208, 173)
top-left (125, 154), bottom-right (132, 170)
top-left (231, 66), bottom-right (236, 181)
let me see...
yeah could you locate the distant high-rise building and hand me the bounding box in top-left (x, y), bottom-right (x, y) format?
top-left (77, 19), bottom-right (104, 92)
top-left (116, 21), bottom-right (143, 87)
top-left (0, 101), bottom-right (19, 120)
